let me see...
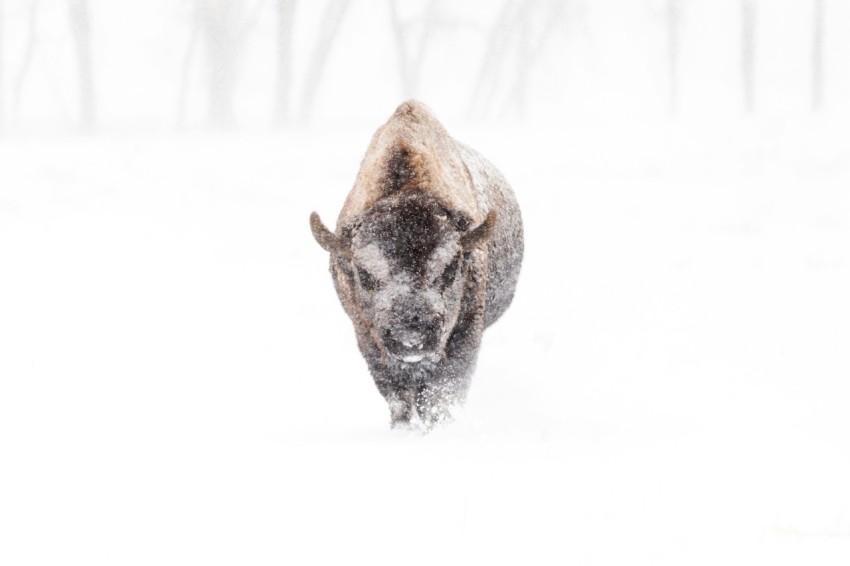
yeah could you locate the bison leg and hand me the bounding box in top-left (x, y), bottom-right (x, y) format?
top-left (415, 375), bottom-right (470, 428)
top-left (385, 387), bottom-right (417, 428)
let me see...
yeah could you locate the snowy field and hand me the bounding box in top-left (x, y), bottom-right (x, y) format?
top-left (1, 116), bottom-right (849, 565)
top-left (2, 0), bottom-right (850, 562)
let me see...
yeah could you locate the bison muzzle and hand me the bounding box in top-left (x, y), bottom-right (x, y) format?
top-left (310, 100), bottom-right (523, 429)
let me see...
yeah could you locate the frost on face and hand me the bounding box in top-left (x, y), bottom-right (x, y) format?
top-left (427, 239), bottom-right (461, 281)
top-left (353, 242), bottom-right (391, 281)
top-left (345, 191), bottom-right (471, 366)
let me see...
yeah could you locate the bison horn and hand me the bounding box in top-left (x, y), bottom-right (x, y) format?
top-left (460, 210), bottom-right (497, 251)
top-left (310, 212), bottom-right (352, 258)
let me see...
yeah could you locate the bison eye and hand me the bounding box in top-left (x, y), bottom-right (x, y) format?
top-left (356, 266), bottom-right (379, 292)
top-left (337, 258), bottom-right (353, 279)
top-left (440, 257), bottom-right (459, 290)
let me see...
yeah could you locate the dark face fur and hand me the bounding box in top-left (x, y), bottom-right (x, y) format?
top-left (339, 192), bottom-right (469, 366)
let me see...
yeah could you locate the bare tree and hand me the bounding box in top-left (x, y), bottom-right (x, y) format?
top-left (274, 0), bottom-right (297, 128)
top-left (189, 0), bottom-right (264, 129)
top-left (812, 0), bottom-right (823, 111)
top-left (470, 0), bottom-right (566, 119)
top-left (469, 0), bottom-right (520, 118)
top-left (505, 1), bottom-right (564, 117)
top-left (387, 0), bottom-right (440, 99)
top-left (741, 0), bottom-right (755, 113)
top-left (176, 3), bottom-right (200, 129)
top-left (68, 0), bottom-right (94, 131)
top-left (667, 0), bottom-right (680, 114)
top-left (0, 0), bottom-right (5, 131)
top-left (200, 0), bottom-right (241, 129)
top-left (14, 0), bottom-right (40, 126)
top-left (296, 0), bottom-right (349, 127)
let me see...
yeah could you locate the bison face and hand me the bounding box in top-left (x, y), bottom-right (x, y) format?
top-left (311, 191), bottom-right (495, 365)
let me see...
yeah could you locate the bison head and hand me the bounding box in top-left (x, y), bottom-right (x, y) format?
top-left (311, 190), bottom-right (495, 365)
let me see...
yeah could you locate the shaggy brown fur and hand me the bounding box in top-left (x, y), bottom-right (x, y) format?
top-left (310, 100), bottom-right (523, 428)
top-left (337, 101), bottom-right (483, 228)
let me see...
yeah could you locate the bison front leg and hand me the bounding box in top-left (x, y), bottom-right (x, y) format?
top-left (374, 377), bottom-right (418, 428)
top-left (415, 372), bottom-right (472, 428)
top-left (387, 388), bottom-right (417, 428)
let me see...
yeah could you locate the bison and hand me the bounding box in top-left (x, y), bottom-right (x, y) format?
top-left (310, 100), bottom-right (523, 428)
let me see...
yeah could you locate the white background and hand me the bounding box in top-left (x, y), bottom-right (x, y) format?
top-left (1, 1), bottom-right (849, 564)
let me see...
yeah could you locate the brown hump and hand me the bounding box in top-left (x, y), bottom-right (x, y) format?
top-left (336, 101), bottom-right (482, 230)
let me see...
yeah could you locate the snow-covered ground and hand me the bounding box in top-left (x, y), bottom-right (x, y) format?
top-left (1, 115), bottom-right (849, 565)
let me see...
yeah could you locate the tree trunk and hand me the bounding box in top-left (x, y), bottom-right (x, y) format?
top-left (175, 13), bottom-right (199, 130)
top-left (68, 0), bottom-right (95, 132)
top-left (667, 0), bottom-right (680, 114)
top-left (201, 0), bottom-right (240, 129)
top-left (387, 0), bottom-right (438, 100)
top-left (274, 0), bottom-right (297, 128)
top-left (388, 0), bottom-right (413, 98)
top-left (510, 5), bottom-right (532, 118)
top-left (15, 0), bottom-right (40, 126)
top-left (297, 0), bottom-right (349, 127)
top-left (507, 1), bottom-right (564, 118)
top-left (207, 39), bottom-right (237, 129)
top-left (741, 0), bottom-right (755, 113)
top-left (469, 0), bottom-right (519, 117)
top-left (0, 0), bottom-right (5, 132)
top-left (812, 0), bottom-right (823, 111)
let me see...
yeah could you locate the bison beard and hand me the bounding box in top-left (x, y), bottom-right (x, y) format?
top-left (309, 100), bottom-right (523, 429)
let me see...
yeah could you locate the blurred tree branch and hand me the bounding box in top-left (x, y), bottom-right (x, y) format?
top-left (180, 0), bottom-right (264, 129)
top-left (14, 0), bottom-right (40, 127)
top-left (812, 0), bottom-right (823, 111)
top-left (470, 0), bottom-right (567, 119)
top-left (296, 0), bottom-right (349, 127)
top-left (387, 0), bottom-right (439, 99)
top-left (0, 0), bottom-right (4, 132)
top-left (504, 0), bottom-right (564, 117)
top-left (469, 0), bottom-right (519, 118)
top-left (741, 0), bottom-right (755, 113)
top-left (176, 3), bottom-right (200, 129)
top-left (667, 0), bottom-right (680, 114)
top-left (68, 0), bottom-right (95, 132)
top-left (274, 0), bottom-right (297, 128)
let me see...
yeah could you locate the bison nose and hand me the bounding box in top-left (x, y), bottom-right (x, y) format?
top-left (382, 324), bottom-right (440, 357)
top-left (401, 336), bottom-right (423, 349)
